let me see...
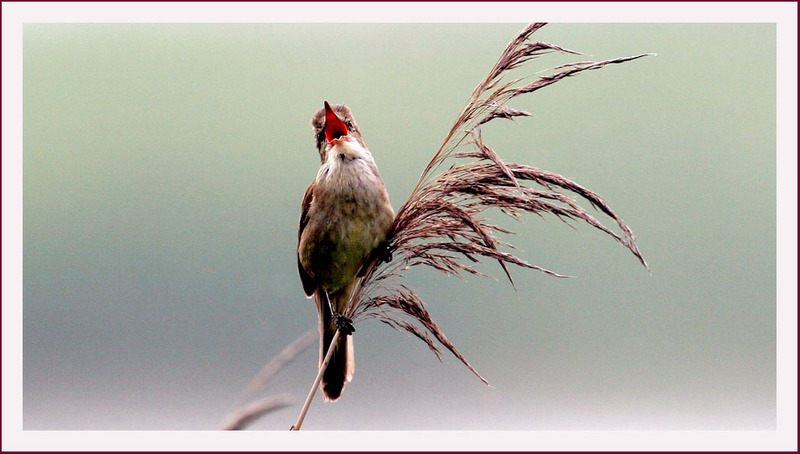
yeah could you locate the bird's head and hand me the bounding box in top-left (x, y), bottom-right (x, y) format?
top-left (311, 101), bottom-right (366, 162)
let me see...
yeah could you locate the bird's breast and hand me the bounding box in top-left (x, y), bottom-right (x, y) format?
top-left (300, 151), bottom-right (394, 292)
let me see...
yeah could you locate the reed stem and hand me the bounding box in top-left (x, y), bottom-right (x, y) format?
top-left (289, 328), bottom-right (341, 431)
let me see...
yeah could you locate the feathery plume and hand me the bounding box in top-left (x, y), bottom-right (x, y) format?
top-left (341, 23), bottom-right (650, 383)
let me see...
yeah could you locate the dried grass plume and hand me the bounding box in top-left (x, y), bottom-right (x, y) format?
top-left (283, 23), bottom-right (651, 430)
top-left (341, 22), bottom-right (651, 384)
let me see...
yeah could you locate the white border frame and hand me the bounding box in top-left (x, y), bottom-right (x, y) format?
top-left (3, 2), bottom-right (796, 451)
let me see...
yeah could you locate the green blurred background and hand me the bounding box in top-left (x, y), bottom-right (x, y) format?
top-left (23, 23), bottom-right (776, 430)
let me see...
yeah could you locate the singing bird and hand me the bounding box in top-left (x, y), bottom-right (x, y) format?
top-left (297, 101), bottom-right (395, 401)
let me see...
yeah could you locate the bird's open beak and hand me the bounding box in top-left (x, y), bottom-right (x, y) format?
top-left (323, 101), bottom-right (349, 143)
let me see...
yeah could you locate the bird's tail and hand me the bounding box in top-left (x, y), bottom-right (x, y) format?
top-left (316, 287), bottom-right (355, 402)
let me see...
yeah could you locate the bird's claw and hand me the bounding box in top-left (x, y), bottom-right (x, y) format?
top-left (332, 312), bottom-right (355, 336)
top-left (358, 241), bottom-right (393, 277)
top-left (376, 241), bottom-right (393, 264)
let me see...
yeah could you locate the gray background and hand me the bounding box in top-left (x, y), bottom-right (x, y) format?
top-left (23, 23), bottom-right (776, 430)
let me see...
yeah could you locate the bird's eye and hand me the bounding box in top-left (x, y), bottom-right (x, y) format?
top-left (344, 120), bottom-right (353, 130)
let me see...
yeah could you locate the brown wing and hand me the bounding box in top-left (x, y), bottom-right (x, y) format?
top-left (297, 181), bottom-right (317, 297)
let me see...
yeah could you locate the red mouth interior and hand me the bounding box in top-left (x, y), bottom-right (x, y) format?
top-left (324, 102), bottom-right (349, 143)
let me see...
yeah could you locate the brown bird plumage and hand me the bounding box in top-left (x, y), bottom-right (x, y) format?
top-left (297, 102), bottom-right (394, 401)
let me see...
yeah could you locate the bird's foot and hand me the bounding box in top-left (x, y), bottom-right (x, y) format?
top-left (376, 241), bottom-right (393, 264)
top-left (357, 241), bottom-right (394, 277)
top-left (332, 312), bottom-right (355, 336)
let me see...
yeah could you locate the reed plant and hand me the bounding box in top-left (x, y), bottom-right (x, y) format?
top-left (226, 22), bottom-right (651, 430)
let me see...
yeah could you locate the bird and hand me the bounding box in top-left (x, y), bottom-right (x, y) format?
top-left (297, 101), bottom-right (395, 401)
